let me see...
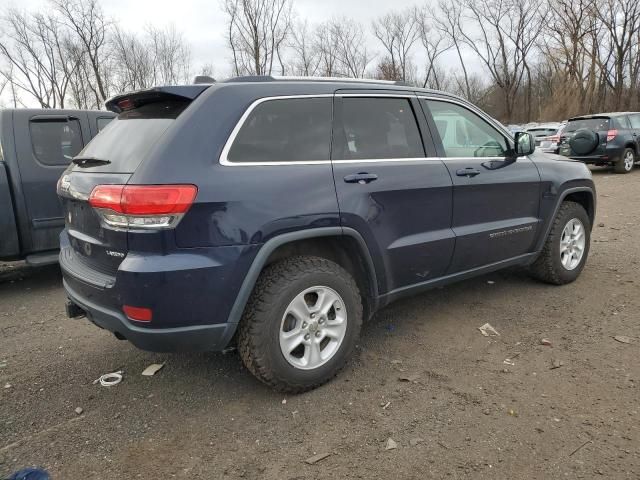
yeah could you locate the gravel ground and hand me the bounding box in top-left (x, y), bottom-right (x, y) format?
top-left (1, 168), bottom-right (639, 479)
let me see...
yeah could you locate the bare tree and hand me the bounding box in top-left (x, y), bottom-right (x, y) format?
top-left (414, 6), bottom-right (451, 89)
top-left (434, 0), bottom-right (473, 99)
top-left (454, 0), bottom-right (548, 121)
top-left (51, 0), bottom-right (111, 106)
top-left (313, 20), bottom-right (343, 76)
top-left (372, 8), bottom-right (420, 82)
top-left (223, 0), bottom-right (292, 76)
top-left (0, 9), bottom-right (78, 108)
top-left (597, 0), bottom-right (640, 109)
top-left (289, 19), bottom-right (320, 76)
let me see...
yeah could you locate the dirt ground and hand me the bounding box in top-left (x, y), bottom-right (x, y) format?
top-left (1, 167), bottom-right (639, 480)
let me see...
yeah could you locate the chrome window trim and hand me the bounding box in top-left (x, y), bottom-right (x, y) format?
top-left (219, 92), bottom-right (520, 167)
top-left (220, 93), bottom-right (426, 167)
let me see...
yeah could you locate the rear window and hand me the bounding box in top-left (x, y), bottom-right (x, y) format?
top-left (96, 117), bottom-right (114, 131)
top-left (75, 100), bottom-right (188, 172)
top-left (527, 128), bottom-right (557, 137)
top-left (227, 97), bottom-right (332, 163)
top-left (565, 118), bottom-right (609, 132)
top-left (30, 119), bottom-right (84, 166)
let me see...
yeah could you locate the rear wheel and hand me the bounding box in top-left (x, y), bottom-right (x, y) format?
top-left (614, 148), bottom-right (635, 174)
top-left (238, 256), bottom-right (362, 393)
top-left (529, 201), bottom-right (591, 285)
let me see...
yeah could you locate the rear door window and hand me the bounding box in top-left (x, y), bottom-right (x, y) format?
top-left (227, 97), bottom-right (332, 163)
top-left (333, 97), bottom-right (424, 160)
top-left (629, 114), bottom-right (640, 129)
top-left (30, 119), bottom-right (84, 166)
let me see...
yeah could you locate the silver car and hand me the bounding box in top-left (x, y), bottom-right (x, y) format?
top-left (527, 122), bottom-right (566, 153)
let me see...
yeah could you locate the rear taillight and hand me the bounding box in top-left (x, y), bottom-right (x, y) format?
top-left (548, 134), bottom-right (560, 143)
top-left (606, 129), bottom-right (618, 142)
top-left (89, 184), bottom-right (197, 229)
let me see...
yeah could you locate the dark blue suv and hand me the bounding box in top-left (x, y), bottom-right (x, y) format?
top-left (58, 77), bottom-right (596, 392)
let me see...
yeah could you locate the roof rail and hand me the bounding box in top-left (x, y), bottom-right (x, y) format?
top-left (222, 75), bottom-right (413, 86)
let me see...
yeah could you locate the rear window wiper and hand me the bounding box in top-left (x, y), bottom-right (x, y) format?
top-left (72, 156), bottom-right (111, 167)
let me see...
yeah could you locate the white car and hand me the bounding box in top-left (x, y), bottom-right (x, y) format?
top-left (527, 122), bottom-right (566, 154)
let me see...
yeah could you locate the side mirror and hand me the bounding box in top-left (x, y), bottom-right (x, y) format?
top-left (514, 131), bottom-right (535, 156)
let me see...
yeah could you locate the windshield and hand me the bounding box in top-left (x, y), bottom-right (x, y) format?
top-left (73, 100), bottom-right (189, 173)
top-left (565, 118), bottom-right (609, 133)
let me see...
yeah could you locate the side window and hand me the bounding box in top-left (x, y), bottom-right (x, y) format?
top-left (334, 97), bottom-right (424, 160)
top-left (97, 117), bottom-right (114, 132)
top-left (30, 119), bottom-right (84, 166)
top-left (630, 114), bottom-right (640, 129)
top-left (227, 97), bottom-right (332, 163)
top-left (425, 100), bottom-right (509, 158)
top-left (612, 116), bottom-right (631, 129)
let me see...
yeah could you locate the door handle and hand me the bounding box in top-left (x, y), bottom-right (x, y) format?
top-left (344, 172), bottom-right (378, 184)
top-left (456, 168), bottom-right (481, 178)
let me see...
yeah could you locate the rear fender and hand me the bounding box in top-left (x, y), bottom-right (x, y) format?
top-left (225, 227), bottom-right (379, 328)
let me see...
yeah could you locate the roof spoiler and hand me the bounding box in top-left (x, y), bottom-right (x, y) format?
top-left (105, 85), bottom-right (211, 113)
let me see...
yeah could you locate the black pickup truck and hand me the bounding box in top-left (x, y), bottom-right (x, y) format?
top-left (0, 108), bottom-right (115, 265)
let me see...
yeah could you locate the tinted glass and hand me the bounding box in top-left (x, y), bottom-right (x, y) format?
top-left (611, 116), bottom-right (631, 129)
top-left (75, 100), bottom-right (189, 173)
top-left (565, 118), bottom-right (609, 132)
top-left (334, 98), bottom-right (424, 160)
top-left (97, 117), bottom-right (114, 131)
top-left (426, 100), bottom-right (508, 157)
top-left (30, 119), bottom-right (83, 166)
top-left (228, 97), bottom-right (332, 163)
top-left (629, 114), bottom-right (640, 129)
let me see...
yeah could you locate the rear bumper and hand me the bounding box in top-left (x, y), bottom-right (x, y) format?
top-left (64, 279), bottom-right (237, 352)
top-left (565, 148), bottom-right (623, 164)
top-left (59, 230), bottom-right (260, 352)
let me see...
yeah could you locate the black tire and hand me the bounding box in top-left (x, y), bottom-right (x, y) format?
top-left (529, 201), bottom-right (591, 285)
top-left (238, 256), bottom-right (363, 393)
top-left (613, 148), bottom-right (635, 174)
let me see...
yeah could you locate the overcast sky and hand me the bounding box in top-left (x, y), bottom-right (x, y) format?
top-left (5, 0), bottom-right (449, 79)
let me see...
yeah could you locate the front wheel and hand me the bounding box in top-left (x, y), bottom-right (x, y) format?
top-left (238, 256), bottom-right (363, 393)
top-left (529, 201), bottom-right (591, 285)
top-left (614, 148), bottom-right (635, 174)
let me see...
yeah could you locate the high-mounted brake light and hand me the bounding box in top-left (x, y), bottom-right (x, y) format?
top-left (89, 184), bottom-right (197, 229)
top-left (606, 129), bottom-right (618, 142)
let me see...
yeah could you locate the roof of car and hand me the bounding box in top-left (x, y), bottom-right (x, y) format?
top-left (569, 112), bottom-right (639, 120)
top-left (527, 123), bottom-right (561, 129)
top-left (106, 76), bottom-right (468, 113)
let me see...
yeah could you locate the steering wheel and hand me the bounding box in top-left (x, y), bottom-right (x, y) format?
top-left (474, 140), bottom-right (503, 157)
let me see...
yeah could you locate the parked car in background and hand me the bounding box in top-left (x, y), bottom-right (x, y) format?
top-left (59, 77), bottom-right (595, 392)
top-left (527, 122), bottom-right (566, 154)
top-left (0, 109), bottom-right (115, 265)
top-left (558, 112), bottom-right (640, 173)
top-left (506, 124), bottom-right (525, 135)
